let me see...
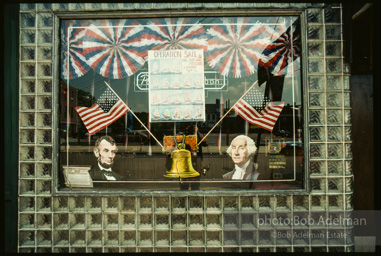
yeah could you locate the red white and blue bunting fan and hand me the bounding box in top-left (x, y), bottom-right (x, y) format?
top-left (83, 19), bottom-right (148, 79)
top-left (258, 20), bottom-right (301, 77)
top-left (143, 18), bottom-right (208, 50)
top-left (61, 20), bottom-right (91, 80)
top-left (205, 17), bottom-right (270, 78)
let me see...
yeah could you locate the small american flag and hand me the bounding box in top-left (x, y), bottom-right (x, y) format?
top-left (233, 87), bottom-right (284, 132)
top-left (75, 87), bottom-right (129, 135)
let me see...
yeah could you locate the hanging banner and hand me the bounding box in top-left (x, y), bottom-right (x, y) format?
top-left (148, 49), bottom-right (205, 123)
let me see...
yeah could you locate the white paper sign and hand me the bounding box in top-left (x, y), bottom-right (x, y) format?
top-left (63, 166), bottom-right (93, 187)
top-left (148, 49), bottom-right (205, 123)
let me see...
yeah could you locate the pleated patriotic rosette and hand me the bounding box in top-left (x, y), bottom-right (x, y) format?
top-left (143, 18), bottom-right (208, 50)
top-left (205, 17), bottom-right (271, 78)
top-left (83, 19), bottom-right (149, 79)
top-left (61, 20), bottom-right (91, 80)
top-left (258, 20), bottom-right (301, 76)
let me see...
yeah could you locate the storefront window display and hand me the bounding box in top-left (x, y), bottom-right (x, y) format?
top-left (58, 15), bottom-right (305, 192)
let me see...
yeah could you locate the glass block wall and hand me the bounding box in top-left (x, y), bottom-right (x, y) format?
top-left (18, 3), bottom-right (353, 253)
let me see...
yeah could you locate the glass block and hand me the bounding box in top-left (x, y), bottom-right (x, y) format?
top-left (36, 129), bottom-right (52, 144)
top-left (37, 46), bottom-right (52, 60)
top-left (259, 196), bottom-right (274, 210)
top-left (345, 160), bottom-right (353, 175)
top-left (344, 92), bottom-right (351, 107)
top-left (70, 230), bottom-right (86, 246)
top-left (87, 230), bottom-right (102, 246)
top-left (120, 3), bottom-right (136, 9)
top-left (206, 197), bottom-right (220, 211)
top-left (311, 178), bottom-right (325, 192)
top-left (258, 230), bottom-right (274, 245)
top-left (328, 195), bottom-right (342, 209)
top-left (37, 113), bottom-right (52, 127)
top-left (293, 229), bottom-right (309, 245)
top-left (307, 9), bottom-right (323, 23)
top-left (138, 247), bottom-right (152, 253)
top-left (38, 63), bottom-right (52, 77)
top-left (308, 59), bottom-right (324, 73)
top-left (69, 3), bottom-right (86, 10)
top-left (104, 214), bottom-right (119, 229)
top-left (276, 196), bottom-right (291, 210)
top-left (21, 81), bottom-right (35, 96)
top-left (309, 93), bottom-right (324, 107)
top-left (20, 213), bottom-right (35, 229)
top-left (138, 230), bottom-right (153, 246)
top-left (21, 13), bottom-right (36, 28)
top-left (344, 144), bottom-right (354, 161)
top-left (325, 25), bottom-right (341, 40)
top-left (87, 214), bottom-right (102, 229)
top-left (308, 41), bottom-right (323, 57)
top-left (345, 194), bottom-right (353, 210)
top-left (21, 46), bottom-right (35, 60)
top-left (35, 146), bottom-right (52, 161)
top-left (345, 177), bottom-right (353, 193)
top-left (54, 213), bottom-right (69, 229)
top-left (308, 25), bottom-right (323, 40)
top-left (122, 230), bottom-right (136, 245)
top-left (19, 231), bottom-right (35, 246)
top-left (309, 110), bottom-right (325, 124)
top-left (172, 214), bottom-right (187, 229)
top-left (36, 230), bottom-right (52, 246)
top-left (138, 214), bottom-right (152, 229)
top-left (155, 230), bottom-right (170, 246)
top-left (206, 231), bottom-right (221, 246)
top-left (224, 231), bottom-right (239, 245)
top-left (240, 196), bottom-right (255, 210)
top-left (20, 129), bottom-right (35, 144)
top-left (344, 110), bottom-right (351, 124)
top-left (37, 213), bottom-right (51, 229)
top-left (344, 75), bottom-right (350, 90)
top-left (206, 214), bottom-right (221, 228)
top-left (224, 247), bottom-right (240, 252)
top-left (241, 213), bottom-right (255, 228)
top-left (70, 213), bottom-right (85, 229)
top-left (325, 7), bottom-right (341, 23)
top-left (38, 79), bottom-right (52, 93)
top-left (120, 197), bottom-right (135, 212)
top-left (37, 29), bottom-right (53, 44)
top-left (21, 95), bottom-right (35, 110)
top-left (171, 197), bottom-right (186, 212)
top-left (275, 230), bottom-right (292, 245)
top-left (105, 230), bottom-right (119, 246)
top-left (308, 75), bottom-right (324, 90)
top-left (121, 214), bottom-right (135, 229)
top-left (37, 197), bottom-right (51, 212)
top-left (138, 197), bottom-right (152, 212)
top-left (326, 75), bottom-right (342, 90)
top-left (326, 42), bottom-right (341, 56)
top-left (69, 197), bottom-right (85, 212)
top-left (310, 143), bottom-right (326, 159)
top-left (21, 113), bottom-right (35, 127)
top-left (20, 180), bottom-right (35, 195)
top-left (327, 127), bottom-right (343, 141)
top-left (326, 59), bottom-right (342, 73)
top-left (206, 247), bottom-right (222, 253)
top-left (189, 231), bottom-right (204, 246)
top-left (171, 3), bottom-right (187, 8)
top-left (20, 163), bottom-right (35, 178)
top-left (172, 230), bottom-right (187, 246)
top-left (72, 247), bottom-right (86, 253)
top-left (328, 143), bottom-right (343, 159)
top-left (189, 197), bottom-right (203, 211)
top-left (21, 63), bottom-right (35, 77)
top-left (310, 229), bottom-right (326, 245)
top-left (20, 3), bottom-right (36, 10)
top-left (155, 214), bottom-right (169, 229)
top-left (257, 212), bottom-right (273, 228)
top-left (20, 197), bottom-right (35, 212)
top-left (86, 197), bottom-right (102, 212)
top-left (310, 160), bottom-right (326, 176)
top-left (104, 197), bottom-right (119, 212)
top-left (223, 197), bottom-right (238, 211)
top-left (293, 196), bottom-right (308, 210)
top-left (328, 160), bottom-right (343, 175)
top-left (310, 126), bottom-right (325, 142)
top-left (20, 146), bottom-right (35, 161)
top-left (53, 230), bottom-right (69, 246)
top-left (155, 197), bottom-right (169, 212)
top-left (327, 110), bottom-right (343, 124)
top-left (274, 212), bottom-right (292, 228)
top-left (328, 178), bottom-right (343, 192)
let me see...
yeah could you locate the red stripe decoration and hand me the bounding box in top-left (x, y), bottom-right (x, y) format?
top-left (75, 100), bottom-right (129, 135)
top-left (233, 100), bottom-right (284, 132)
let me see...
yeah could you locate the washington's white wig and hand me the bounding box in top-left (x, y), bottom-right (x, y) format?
top-left (226, 135), bottom-right (257, 158)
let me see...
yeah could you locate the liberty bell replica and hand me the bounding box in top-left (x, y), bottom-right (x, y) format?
top-left (164, 135), bottom-right (200, 179)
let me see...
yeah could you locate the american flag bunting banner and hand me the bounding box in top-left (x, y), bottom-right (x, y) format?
top-left (75, 87), bottom-right (129, 135)
top-left (233, 86), bottom-right (284, 132)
